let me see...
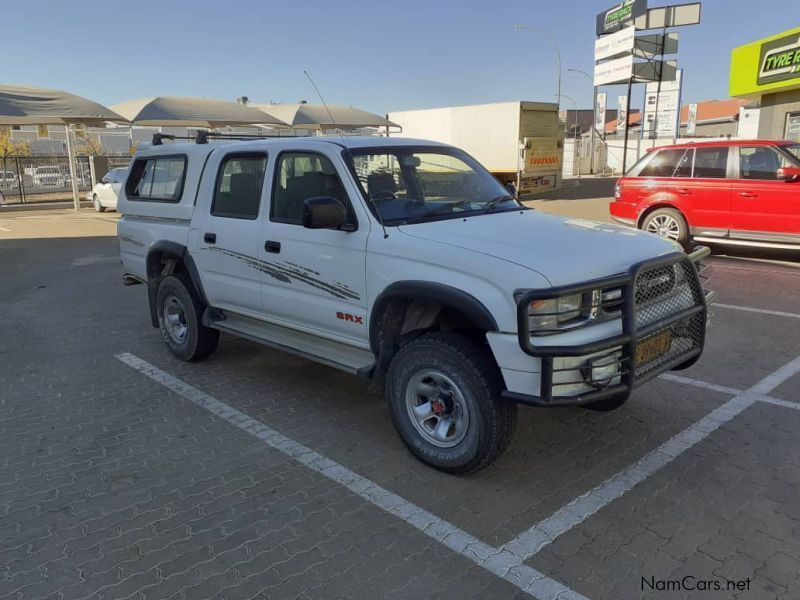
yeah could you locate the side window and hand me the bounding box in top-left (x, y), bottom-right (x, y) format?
top-left (673, 149), bottom-right (694, 178)
top-left (211, 153), bottom-right (267, 220)
top-left (693, 147), bottom-right (728, 179)
top-left (125, 156), bottom-right (186, 202)
top-left (271, 152), bottom-right (348, 225)
top-left (638, 149), bottom-right (686, 177)
top-left (739, 146), bottom-right (791, 180)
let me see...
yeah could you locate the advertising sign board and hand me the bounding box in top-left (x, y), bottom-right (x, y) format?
top-left (595, 92), bottom-right (608, 133)
top-left (596, 0), bottom-right (647, 36)
top-left (642, 70), bottom-right (682, 138)
top-left (686, 103), bottom-right (698, 135)
top-left (617, 95), bottom-right (628, 133)
top-left (594, 25), bottom-right (635, 61)
top-left (595, 54), bottom-right (634, 86)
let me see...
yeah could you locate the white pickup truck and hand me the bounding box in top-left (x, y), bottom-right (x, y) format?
top-left (117, 135), bottom-right (713, 473)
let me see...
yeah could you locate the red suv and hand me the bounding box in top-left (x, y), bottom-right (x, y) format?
top-left (610, 140), bottom-right (800, 249)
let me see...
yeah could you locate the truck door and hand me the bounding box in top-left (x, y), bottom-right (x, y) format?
top-left (260, 149), bottom-right (369, 343)
top-left (190, 151), bottom-right (268, 316)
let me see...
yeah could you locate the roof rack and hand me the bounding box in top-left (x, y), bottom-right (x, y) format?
top-left (151, 131), bottom-right (303, 146)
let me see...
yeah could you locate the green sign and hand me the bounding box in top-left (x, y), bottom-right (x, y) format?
top-left (596, 0), bottom-right (647, 36)
top-left (758, 33), bottom-right (800, 86)
top-left (731, 27), bottom-right (800, 97)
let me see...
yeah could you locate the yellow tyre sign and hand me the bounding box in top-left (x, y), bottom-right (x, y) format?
top-left (730, 26), bottom-right (800, 98)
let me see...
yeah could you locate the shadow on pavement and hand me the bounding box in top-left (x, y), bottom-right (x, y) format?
top-left (530, 177), bottom-right (617, 201)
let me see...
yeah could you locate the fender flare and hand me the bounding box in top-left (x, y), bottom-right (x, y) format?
top-left (145, 242), bottom-right (209, 327)
top-left (368, 281), bottom-right (498, 355)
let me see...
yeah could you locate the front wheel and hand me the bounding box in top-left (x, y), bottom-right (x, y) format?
top-left (386, 332), bottom-right (517, 474)
top-left (156, 274), bottom-right (219, 361)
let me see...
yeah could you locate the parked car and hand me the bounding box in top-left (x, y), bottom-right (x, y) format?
top-left (88, 167), bottom-right (127, 212)
top-left (32, 165), bottom-right (68, 188)
top-left (117, 136), bottom-right (713, 474)
top-left (0, 170), bottom-right (18, 190)
top-left (610, 140), bottom-right (800, 249)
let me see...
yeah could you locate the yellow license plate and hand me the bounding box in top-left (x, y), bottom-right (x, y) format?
top-left (636, 330), bottom-right (672, 365)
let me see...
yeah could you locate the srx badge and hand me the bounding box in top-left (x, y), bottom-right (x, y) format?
top-left (336, 311), bottom-right (364, 324)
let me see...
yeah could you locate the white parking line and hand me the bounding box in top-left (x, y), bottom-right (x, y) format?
top-left (500, 354), bottom-right (800, 562)
top-left (715, 303), bottom-right (800, 320)
top-left (658, 373), bottom-right (742, 396)
top-left (115, 353), bottom-right (587, 600)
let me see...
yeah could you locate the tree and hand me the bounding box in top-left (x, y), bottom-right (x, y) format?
top-left (0, 128), bottom-right (30, 184)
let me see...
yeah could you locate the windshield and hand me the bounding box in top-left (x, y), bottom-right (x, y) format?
top-left (346, 146), bottom-right (521, 225)
top-left (781, 143), bottom-right (800, 162)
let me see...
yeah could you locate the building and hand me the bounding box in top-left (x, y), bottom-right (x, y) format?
top-left (603, 99), bottom-right (752, 138)
top-left (730, 26), bottom-right (800, 141)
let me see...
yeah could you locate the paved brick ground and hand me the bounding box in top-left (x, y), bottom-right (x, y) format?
top-left (1, 210), bottom-right (798, 599)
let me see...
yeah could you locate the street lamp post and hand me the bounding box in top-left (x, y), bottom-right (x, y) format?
top-left (567, 68), bottom-right (597, 174)
top-left (513, 25), bottom-right (562, 111)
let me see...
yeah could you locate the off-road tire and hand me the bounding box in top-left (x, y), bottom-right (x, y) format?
top-left (156, 273), bottom-right (219, 361)
top-left (386, 332), bottom-right (517, 474)
top-left (641, 208), bottom-right (690, 249)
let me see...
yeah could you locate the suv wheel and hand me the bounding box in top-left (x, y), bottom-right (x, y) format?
top-left (641, 208), bottom-right (689, 248)
top-left (386, 332), bottom-right (517, 474)
top-left (156, 274), bottom-right (219, 361)
top-left (93, 194), bottom-right (105, 212)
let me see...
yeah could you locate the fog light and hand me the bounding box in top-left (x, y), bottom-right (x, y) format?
top-left (583, 354), bottom-right (620, 387)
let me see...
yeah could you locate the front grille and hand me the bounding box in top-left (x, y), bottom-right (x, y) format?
top-left (633, 258), bottom-right (705, 380)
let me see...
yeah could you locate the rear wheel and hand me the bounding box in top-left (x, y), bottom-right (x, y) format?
top-left (641, 208), bottom-right (689, 248)
top-left (156, 274), bottom-right (219, 361)
top-left (92, 194), bottom-right (105, 212)
top-left (386, 332), bottom-right (517, 474)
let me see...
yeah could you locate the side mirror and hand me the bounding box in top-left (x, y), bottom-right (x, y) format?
top-left (777, 167), bottom-right (800, 181)
top-left (505, 182), bottom-right (518, 198)
top-left (303, 196), bottom-right (350, 230)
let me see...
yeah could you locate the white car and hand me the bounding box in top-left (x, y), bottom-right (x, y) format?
top-left (89, 167), bottom-right (127, 212)
top-left (117, 136), bottom-right (713, 473)
top-left (0, 170), bottom-right (18, 190)
top-left (32, 166), bottom-right (68, 188)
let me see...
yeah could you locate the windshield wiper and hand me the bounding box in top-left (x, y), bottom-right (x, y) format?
top-left (405, 200), bottom-right (474, 223)
top-left (481, 195), bottom-right (518, 214)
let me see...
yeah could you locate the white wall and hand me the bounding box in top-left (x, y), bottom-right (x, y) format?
top-left (603, 135), bottom-right (734, 174)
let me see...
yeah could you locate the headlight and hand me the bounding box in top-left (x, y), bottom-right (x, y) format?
top-left (527, 293), bottom-right (584, 333)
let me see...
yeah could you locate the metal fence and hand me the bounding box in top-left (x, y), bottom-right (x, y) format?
top-left (0, 155), bottom-right (131, 206)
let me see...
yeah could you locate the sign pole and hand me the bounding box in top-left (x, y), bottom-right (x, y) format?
top-left (590, 86), bottom-right (597, 174)
top-left (651, 14), bottom-right (667, 147)
top-left (622, 77), bottom-right (633, 174)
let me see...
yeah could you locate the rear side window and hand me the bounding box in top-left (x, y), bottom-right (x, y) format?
top-left (211, 153), bottom-right (267, 220)
top-left (637, 149), bottom-right (686, 177)
top-left (739, 146), bottom-right (792, 180)
top-left (125, 156), bottom-right (186, 202)
top-left (693, 147), bottom-right (728, 179)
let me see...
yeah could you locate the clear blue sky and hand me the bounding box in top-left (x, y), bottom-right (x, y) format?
top-left (2, 0), bottom-right (793, 113)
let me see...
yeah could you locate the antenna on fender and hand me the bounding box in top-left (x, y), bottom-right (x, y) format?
top-left (303, 70), bottom-right (389, 239)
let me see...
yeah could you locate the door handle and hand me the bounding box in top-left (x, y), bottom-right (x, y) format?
top-left (204, 232), bottom-right (216, 244)
top-left (738, 192), bottom-right (758, 199)
top-left (264, 240), bottom-right (281, 253)
top-left (675, 188), bottom-right (692, 195)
